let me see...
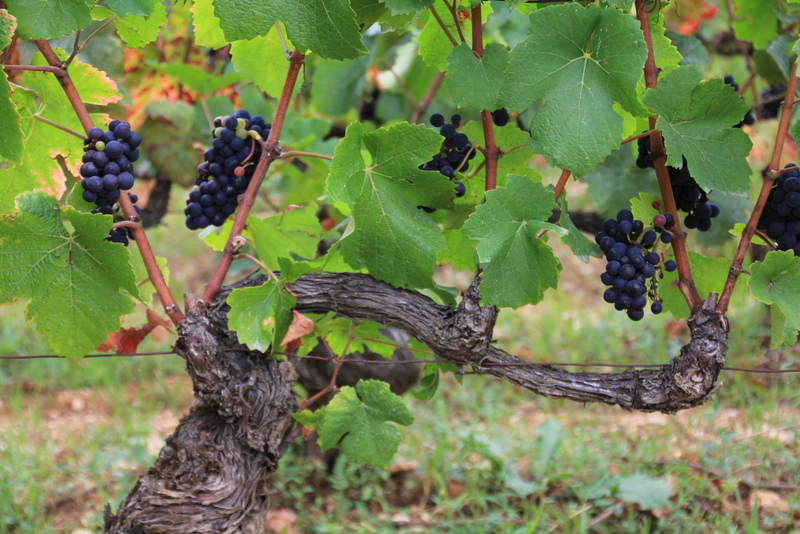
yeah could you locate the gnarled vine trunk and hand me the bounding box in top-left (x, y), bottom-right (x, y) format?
top-left (105, 272), bottom-right (728, 532)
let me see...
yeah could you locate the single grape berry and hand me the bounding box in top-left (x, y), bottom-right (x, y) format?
top-left (491, 108), bottom-right (509, 127)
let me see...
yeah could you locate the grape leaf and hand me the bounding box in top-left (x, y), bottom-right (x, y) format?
top-left (558, 198), bottom-right (602, 262)
top-left (227, 278), bottom-right (296, 352)
top-left (753, 36), bottom-right (791, 85)
top-left (419, 2), bottom-right (490, 71)
top-left (191, 0), bottom-right (227, 48)
top-left (642, 66), bottom-right (752, 195)
top-left (649, 13), bottom-right (682, 75)
top-left (106, 0), bottom-right (158, 18)
top-left (0, 69), bottom-right (23, 163)
top-left (319, 318), bottom-right (397, 359)
top-left (769, 305), bottom-right (798, 349)
top-left (629, 193), bottom-right (660, 228)
top-left (732, 0), bottom-right (778, 49)
top-left (248, 207), bottom-right (320, 269)
top-left (445, 42), bottom-right (509, 110)
top-left (112, 2), bottom-right (167, 48)
top-left (583, 148), bottom-right (661, 217)
top-left (381, 0), bottom-right (433, 14)
top-left (317, 379), bottom-right (414, 468)
top-left (231, 31), bottom-right (292, 98)
top-left (748, 251), bottom-right (800, 347)
top-left (462, 175), bottom-right (564, 308)
top-left (666, 31), bottom-right (708, 67)
top-left (501, 3), bottom-right (647, 176)
top-left (660, 252), bottom-right (730, 319)
top-left (0, 192), bottom-right (139, 358)
top-left (311, 56), bottom-right (372, 116)
top-left (149, 62), bottom-right (242, 95)
top-left (326, 122), bottom-right (453, 289)
top-left (5, 0), bottom-right (91, 40)
top-left (213, 0), bottom-right (367, 60)
top-left (438, 228), bottom-right (477, 271)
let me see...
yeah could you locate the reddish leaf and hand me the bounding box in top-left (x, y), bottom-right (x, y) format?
top-left (97, 309), bottom-right (172, 354)
top-left (281, 310), bottom-right (315, 352)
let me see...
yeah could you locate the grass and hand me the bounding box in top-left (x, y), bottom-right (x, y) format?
top-left (1, 194), bottom-right (799, 533)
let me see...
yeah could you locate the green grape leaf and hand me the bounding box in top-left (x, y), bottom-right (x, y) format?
top-left (231, 30), bottom-right (292, 98)
top-left (642, 66), bottom-right (752, 195)
top-left (732, 0), bottom-right (778, 49)
top-left (351, 0), bottom-right (386, 27)
top-left (728, 223), bottom-right (772, 246)
top-left (438, 228), bottom-right (477, 272)
top-left (381, 0), bottom-right (433, 14)
top-left (200, 219), bottom-right (237, 252)
top-left (320, 318), bottom-right (397, 359)
top-left (753, 36), bottom-right (791, 86)
top-left (106, 0), bottom-right (158, 18)
top-left (558, 198), bottom-right (601, 262)
top-left (5, 0), bottom-right (91, 40)
top-left (227, 278), bottom-right (296, 352)
top-left (311, 56), bottom-right (372, 116)
top-left (317, 379), bottom-right (414, 468)
top-left (149, 62), bottom-right (242, 95)
top-left (583, 148), bottom-right (661, 217)
top-left (137, 99), bottom-right (208, 186)
top-left (660, 252), bottom-right (730, 319)
top-left (419, 2), bottom-right (490, 71)
top-left (749, 251), bottom-right (800, 347)
top-left (0, 192), bottom-right (139, 358)
top-left (617, 474), bottom-right (672, 511)
top-left (130, 254), bottom-right (169, 307)
top-left (650, 14), bottom-right (682, 75)
top-left (248, 207), bottom-right (320, 269)
top-left (327, 122), bottom-right (453, 289)
top-left (666, 31), bottom-right (708, 67)
top-left (602, 0), bottom-right (634, 9)
top-left (462, 175), bottom-right (563, 308)
top-left (411, 363), bottom-right (439, 401)
top-left (113, 2), bottom-right (167, 48)
top-left (191, 0), bottom-right (227, 48)
top-left (213, 0), bottom-right (367, 60)
top-left (769, 305), bottom-right (798, 349)
top-left (0, 70), bottom-right (23, 163)
top-left (445, 43), bottom-right (510, 110)
top-left (501, 3), bottom-right (647, 177)
top-left (293, 408), bottom-right (322, 430)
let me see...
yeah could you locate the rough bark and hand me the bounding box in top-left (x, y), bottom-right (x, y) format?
top-left (103, 295), bottom-right (298, 533)
top-left (105, 271), bottom-right (727, 532)
top-left (279, 272), bottom-right (727, 414)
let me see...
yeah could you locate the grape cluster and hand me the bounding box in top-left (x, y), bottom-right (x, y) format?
top-left (723, 75), bottom-right (755, 127)
top-left (595, 209), bottom-right (674, 320)
top-left (79, 120), bottom-right (142, 246)
top-left (636, 135), bottom-right (720, 232)
top-left (420, 113), bottom-right (476, 201)
top-left (757, 164), bottom-right (800, 256)
top-left (185, 109), bottom-right (271, 230)
top-left (760, 85), bottom-right (786, 120)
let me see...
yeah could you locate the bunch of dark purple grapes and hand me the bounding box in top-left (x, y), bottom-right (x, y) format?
top-left (595, 209), bottom-right (676, 320)
top-left (757, 163), bottom-right (800, 256)
top-left (185, 110), bottom-right (271, 230)
top-left (79, 120), bottom-right (142, 246)
top-left (421, 113), bottom-right (476, 200)
top-left (760, 85), bottom-right (787, 120)
top-left (723, 75), bottom-right (755, 127)
top-left (636, 135), bottom-right (720, 232)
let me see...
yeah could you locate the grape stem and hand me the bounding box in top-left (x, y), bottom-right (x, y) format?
top-left (428, 5), bottom-right (459, 47)
top-left (409, 71), bottom-right (445, 125)
top-left (717, 58), bottom-right (800, 315)
top-left (32, 39), bottom-right (185, 327)
top-left (201, 50), bottom-right (306, 304)
top-left (444, 0), bottom-right (467, 43)
top-left (32, 115), bottom-right (85, 139)
top-left (635, 0), bottom-right (702, 309)
top-left (2, 64), bottom-right (66, 76)
top-left (279, 150), bottom-right (333, 161)
top-left (552, 169), bottom-right (571, 202)
top-left (471, 4), bottom-right (499, 193)
top-left (620, 130), bottom-right (655, 146)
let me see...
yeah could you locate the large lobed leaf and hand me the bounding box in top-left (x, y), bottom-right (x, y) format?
top-left (749, 251), bottom-right (800, 348)
top-left (0, 192), bottom-right (139, 359)
top-left (462, 175), bottom-right (564, 308)
top-left (213, 0), bottom-right (367, 60)
top-left (226, 278), bottom-right (296, 352)
top-left (316, 380), bottom-right (414, 468)
top-left (642, 66), bottom-right (752, 195)
top-left (501, 3), bottom-right (647, 176)
top-left (326, 122), bottom-right (453, 289)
